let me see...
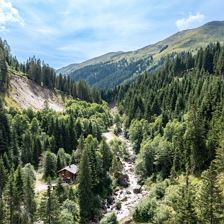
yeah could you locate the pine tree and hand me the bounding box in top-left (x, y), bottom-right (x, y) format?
top-left (4, 172), bottom-right (16, 224)
top-left (0, 107), bottom-right (10, 155)
top-left (55, 177), bottom-right (67, 204)
top-left (197, 163), bottom-right (224, 224)
top-left (44, 151), bottom-right (57, 179)
top-left (56, 148), bottom-right (67, 171)
top-left (85, 135), bottom-right (99, 189)
top-left (32, 135), bottom-right (42, 168)
top-left (78, 146), bottom-right (94, 223)
top-left (14, 165), bottom-right (24, 223)
top-left (185, 107), bottom-right (207, 173)
top-left (0, 157), bottom-right (6, 224)
top-left (10, 130), bottom-right (20, 168)
top-left (174, 175), bottom-right (198, 224)
top-left (39, 181), bottom-right (60, 224)
top-left (21, 131), bottom-right (33, 164)
top-left (0, 196), bottom-right (4, 224)
top-left (23, 173), bottom-right (36, 224)
top-left (0, 46), bottom-right (8, 92)
top-left (215, 141), bottom-right (224, 172)
top-left (99, 139), bottom-right (112, 172)
top-left (0, 158), bottom-right (7, 196)
top-left (216, 47), bottom-right (224, 78)
top-left (72, 135), bottom-right (84, 163)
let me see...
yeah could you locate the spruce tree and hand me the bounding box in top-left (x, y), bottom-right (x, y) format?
top-left (4, 172), bottom-right (16, 224)
top-left (21, 131), bottom-right (33, 164)
top-left (197, 163), bottom-right (224, 224)
top-left (23, 173), bottom-right (36, 224)
top-left (0, 158), bottom-right (7, 196)
top-left (99, 138), bottom-right (112, 172)
top-left (44, 151), bottom-right (57, 179)
top-left (85, 135), bottom-right (99, 190)
top-left (78, 146), bottom-right (94, 223)
top-left (14, 165), bottom-right (24, 223)
top-left (174, 173), bottom-right (198, 224)
top-left (0, 47), bottom-right (8, 92)
top-left (39, 182), bottom-right (60, 224)
top-left (0, 107), bottom-right (10, 155)
top-left (0, 196), bottom-right (4, 224)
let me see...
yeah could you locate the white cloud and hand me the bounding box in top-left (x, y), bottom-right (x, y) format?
top-left (0, 0), bottom-right (24, 31)
top-left (176, 12), bottom-right (205, 30)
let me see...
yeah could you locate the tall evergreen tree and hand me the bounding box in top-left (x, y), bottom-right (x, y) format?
top-left (23, 173), bottom-right (36, 224)
top-left (4, 172), bottom-right (16, 224)
top-left (0, 46), bottom-right (8, 92)
top-left (78, 146), bottom-right (94, 223)
top-left (174, 175), bottom-right (198, 224)
top-left (21, 131), bottom-right (33, 164)
top-left (197, 163), bottom-right (224, 224)
top-left (14, 165), bottom-right (24, 223)
top-left (39, 182), bottom-right (60, 224)
top-left (44, 152), bottom-right (57, 179)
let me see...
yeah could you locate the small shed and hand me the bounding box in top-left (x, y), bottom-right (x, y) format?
top-left (58, 164), bottom-right (78, 183)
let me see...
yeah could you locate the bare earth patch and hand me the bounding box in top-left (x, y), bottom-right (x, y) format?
top-left (8, 75), bottom-right (64, 112)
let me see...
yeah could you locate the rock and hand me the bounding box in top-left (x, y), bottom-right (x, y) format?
top-left (137, 177), bottom-right (144, 186)
top-left (116, 201), bottom-right (122, 210)
top-left (126, 190), bottom-right (131, 194)
top-left (107, 196), bottom-right (114, 205)
top-left (115, 187), bottom-right (120, 192)
top-left (133, 185), bottom-right (142, 194)
top-left (117, 174), bottom-right (129, 187)
top-left (121, 196), bottom-right (127, 202)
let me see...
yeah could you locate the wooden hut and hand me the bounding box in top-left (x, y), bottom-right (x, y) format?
top-left (58, 164), bottom-right (78, 183)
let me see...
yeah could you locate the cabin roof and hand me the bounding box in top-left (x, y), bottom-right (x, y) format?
top-left (58, 164), bottom-right (78, 175)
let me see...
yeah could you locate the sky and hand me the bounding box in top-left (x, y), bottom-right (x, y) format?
top-left (0, 0), bottom-right (224, 69)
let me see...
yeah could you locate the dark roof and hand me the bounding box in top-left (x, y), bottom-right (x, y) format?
top-left (58, 164), bottom-right (78, 175)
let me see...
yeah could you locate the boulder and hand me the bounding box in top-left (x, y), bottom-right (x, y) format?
top-left (116, 201), bottom-right (121, 210)
top-left (125, 155), bottom-right (136, 163)
top-left (133, 185), bottom-right (142, 194)
top-left (107, 196), bottom-right (114, 205)
top-left (117, 174), bottom-right (129, 187)
top-left (121, 196), bottom-right (127, 202)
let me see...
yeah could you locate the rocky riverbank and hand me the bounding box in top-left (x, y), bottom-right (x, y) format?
top-left (103, 130), bottom-right (148, 222)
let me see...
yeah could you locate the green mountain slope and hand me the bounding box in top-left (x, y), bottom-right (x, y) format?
top-left (57, 21), bottom-right (224, 89)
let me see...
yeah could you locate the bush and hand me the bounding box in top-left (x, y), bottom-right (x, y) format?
top-left (133, 197), bottom-right (157, 222)
top-left (100, 213), bottom-right (118, 224)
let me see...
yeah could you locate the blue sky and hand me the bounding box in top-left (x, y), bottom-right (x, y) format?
top-left (0, 0), bottom-right (224, 69)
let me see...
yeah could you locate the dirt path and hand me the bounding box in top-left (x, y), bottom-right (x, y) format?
top-left (34, 172), bottom-right (56, 193)
top-left (103, 129), bottom-right (148, 222)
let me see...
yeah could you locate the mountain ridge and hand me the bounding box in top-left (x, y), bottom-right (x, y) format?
top-left (57, 21), bottom-right (224, 89)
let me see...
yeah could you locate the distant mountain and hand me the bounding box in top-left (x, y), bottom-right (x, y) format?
top-left (57, 21), bottom-right (224, 89)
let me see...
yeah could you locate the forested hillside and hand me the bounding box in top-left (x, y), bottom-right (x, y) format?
top-left (0, 39), bottom-right (101, 104)
top-left (113, 43), bottom-right (224, 223)
top-left (0, 38), bottom-right (115, 224)
top-left (0, 96), bottom-right (114, 223)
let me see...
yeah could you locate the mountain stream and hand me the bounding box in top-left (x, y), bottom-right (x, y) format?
top-left (102, 129), bottom-right (148, 222)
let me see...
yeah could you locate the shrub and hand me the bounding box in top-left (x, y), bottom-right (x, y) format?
top-left (100, 213), bottom-right (118, 224)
